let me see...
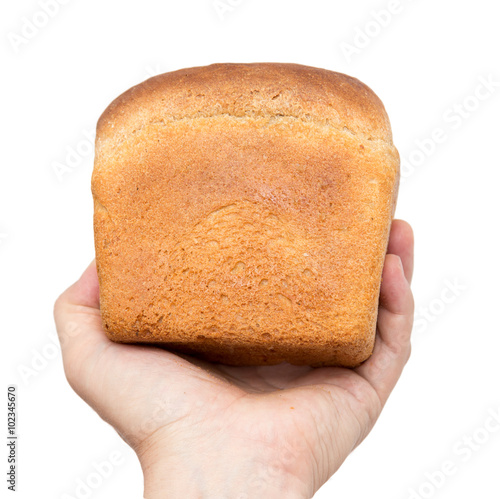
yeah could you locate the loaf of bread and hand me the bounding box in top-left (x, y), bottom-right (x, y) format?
top-left (92, 63), bottom-right (399, 367)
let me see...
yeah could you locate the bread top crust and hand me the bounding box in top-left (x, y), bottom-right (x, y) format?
top-left (95, 63), bottom-right (394, 154)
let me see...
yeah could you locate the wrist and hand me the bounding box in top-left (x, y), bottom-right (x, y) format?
top-left (138, 435), bottom-right (311, 499)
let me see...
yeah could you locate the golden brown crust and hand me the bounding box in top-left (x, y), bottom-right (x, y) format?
top-left (95, 63), bottom-right (393, 152)
top-left (92, 63), bottom-right (399, 367)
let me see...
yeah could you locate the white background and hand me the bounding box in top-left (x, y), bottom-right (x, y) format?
top-left (2, 0), bottom-right (499, 498)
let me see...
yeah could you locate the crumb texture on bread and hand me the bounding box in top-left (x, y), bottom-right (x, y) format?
top-left (92, 63), bottom-right (399, 367)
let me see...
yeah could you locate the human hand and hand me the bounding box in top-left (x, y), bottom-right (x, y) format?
top-left (54, 219), bottom-right (414, 499)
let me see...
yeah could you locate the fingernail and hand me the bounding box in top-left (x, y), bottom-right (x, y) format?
top-left (397, 256), bottom-right (404, 273)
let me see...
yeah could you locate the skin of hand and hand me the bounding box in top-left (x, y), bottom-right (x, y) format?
top-left (54, 219), bottom-right (414, 499)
